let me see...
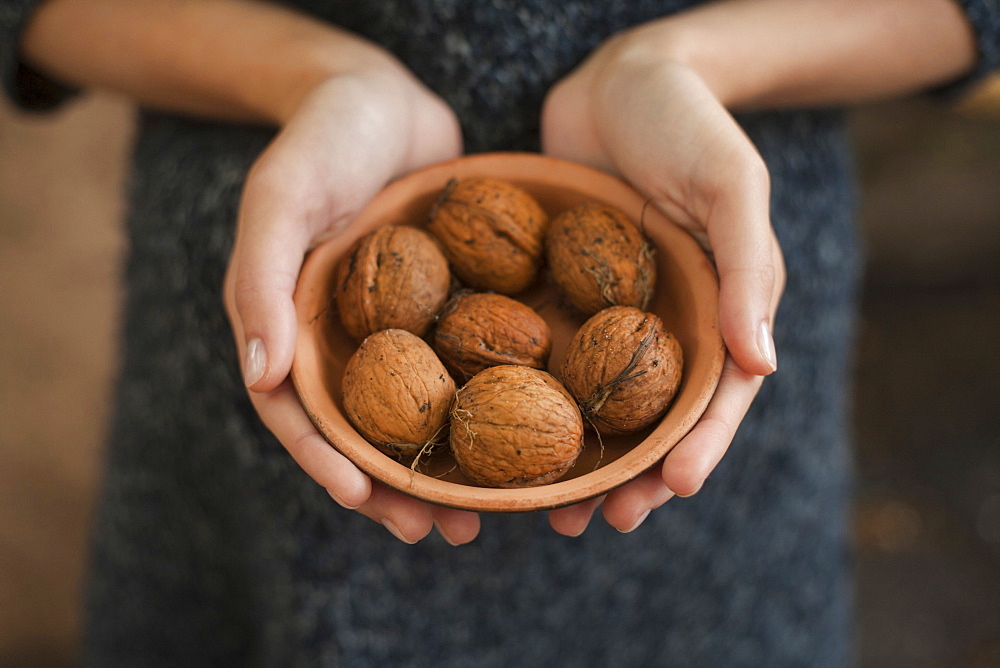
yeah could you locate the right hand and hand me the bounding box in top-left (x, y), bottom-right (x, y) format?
top-left (223, 61), bottom-right (478, 545)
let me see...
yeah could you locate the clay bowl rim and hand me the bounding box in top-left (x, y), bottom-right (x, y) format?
top-left (292, 152), bottom-right (725, 513)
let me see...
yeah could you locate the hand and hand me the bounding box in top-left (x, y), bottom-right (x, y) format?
top-left (224, 64), bottom-right (480, 545)
top-left (540, 29), bottom-right (785, 536)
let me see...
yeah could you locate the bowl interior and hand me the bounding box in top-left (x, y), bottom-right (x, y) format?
top-left (292, 153), bottom-right (724, 512)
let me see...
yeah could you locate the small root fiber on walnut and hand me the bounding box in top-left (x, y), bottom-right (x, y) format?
top-left (433, 291), bottom-right (552, 382)
top-left (342, 329), bottom-right (456, 462)
top-left (450, 365), bottom-right (583, 488)
top-left (560, 306), bottom-right (683, 435)
top-left (545, 201), bottom-right (656, 316)
top-left (334, 225), bottom-right (451, 340)
top-left (427, 177), bottom-right (549, 295)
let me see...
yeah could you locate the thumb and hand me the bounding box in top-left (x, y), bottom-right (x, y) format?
top-left (705, 159), bottom-right (782, 377)
top-left (226, 179), bottom-right (314, 393)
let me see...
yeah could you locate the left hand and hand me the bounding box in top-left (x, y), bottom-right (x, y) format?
top-left (539, 26), bottom-right (785, 536)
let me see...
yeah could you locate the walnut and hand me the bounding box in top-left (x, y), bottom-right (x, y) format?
top-left (334, 225), bottom-right (451, 340)
top-left (545, 201), bottom-right (656, 315)
top-left (450, 365), bottom-right (583, 488)
top-left (427, 178), bottom-right (549, 294)
top-left (433, 291), bottom-right (552, 382)
top-left (342, 329), bottom-right (456, 462)
top-left (560, 306), bottom-right (683, 435)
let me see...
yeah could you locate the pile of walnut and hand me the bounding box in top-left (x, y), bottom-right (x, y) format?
top-left (337, 177), bottom-right (683, 489)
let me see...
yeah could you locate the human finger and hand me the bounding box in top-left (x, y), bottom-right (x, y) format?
top-left (227, 182), bottom-right (314, 394)
top-left (247, 371), bottom-right (465, 545)
top-left (700, 151), bottom-right (781, 378)
top-left (660, 357), bottom-right (764, 497)
top-left (432, 506), bottom-right (482, 546)
top-left (548, 495), bottom-right (606, 537)
top-left (247, 377), bottom-right (372, 509)
top-left (352, 482), bottom-right (437, 544)
top-left (601, 466), bottom-right (676, 532)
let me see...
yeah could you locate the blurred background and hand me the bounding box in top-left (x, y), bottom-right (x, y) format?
top-left (1, 82), bottom-right (999, 665)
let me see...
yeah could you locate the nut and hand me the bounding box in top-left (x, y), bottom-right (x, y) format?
top-left (334, 225), bottom-right (451, 340)
top-left (545, 201), bottom-right (656, 315)
top-left (342, 329), bottom-right (456, 461)
top-left (451, 365), bottom-right (583, 488)
top-left (433, 291), bottom-right (552, 382)
top-left (427, 178), bottom-right (549, 294)
top-left (560, 306), bottom-right (683, 435)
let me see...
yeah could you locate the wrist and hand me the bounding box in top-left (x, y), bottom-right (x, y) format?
top-left (604, 19), bottom-right (744, 108)
top-left (238, 31), bottom-right (406, 125)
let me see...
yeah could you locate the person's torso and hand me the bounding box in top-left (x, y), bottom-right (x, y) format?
top-left (277, 0), bottom-right (700, 150)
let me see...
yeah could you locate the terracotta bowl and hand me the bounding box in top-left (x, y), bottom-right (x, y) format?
top-left (292, 152), bottom-right (725, 513)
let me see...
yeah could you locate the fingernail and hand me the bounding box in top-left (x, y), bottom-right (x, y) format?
top-left (327, 488), bottom-right (359, 510)
top-left (676, 481), bottom-right (704, 498)
top-left (434, 520), bottom-right (460, 547)
top-left (244, 337), bottom-right (266, 387)
top-left (619, 509), bottom-right (651, 534)
top-left (381, 518), bottom-right (416, 544)
top-left (757, 321), bottom-right (777, 373)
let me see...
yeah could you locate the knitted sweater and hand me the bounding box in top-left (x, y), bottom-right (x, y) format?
top-left (3, 1), bottom-right (998, 665)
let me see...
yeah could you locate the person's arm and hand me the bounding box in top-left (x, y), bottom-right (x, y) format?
top-left (543, 0), bottom-right (988, 535)
top-left (18, 0), bottom-right (474, 545)
top-left (641, 0), bottom-right (979, 110)
top-left (20, 0), bottom-right (401, 123)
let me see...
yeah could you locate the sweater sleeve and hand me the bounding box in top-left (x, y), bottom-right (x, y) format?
top-left (940, 0), bottom-right (1000, 94)
top-left (1, 0), bottom-right (77, 111)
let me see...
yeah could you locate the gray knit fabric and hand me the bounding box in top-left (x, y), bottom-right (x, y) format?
top-left (2, 1), bottom-right (997, 665)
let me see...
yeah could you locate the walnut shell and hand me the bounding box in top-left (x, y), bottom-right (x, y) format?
top-left (433, 291), bottom-right (552, 382)
top-left (427, 178), bottom-right (549, 294)
top-left (342, 329), bottom-right (456, 461)
top-left (334, 225), bottom-right (451, 340)
top-left (451, 365), bottom-right (583, 488)
top-left (545, 201), bottom-right (656, 315)
top-left (560, 306), bottom-right (683, 435)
